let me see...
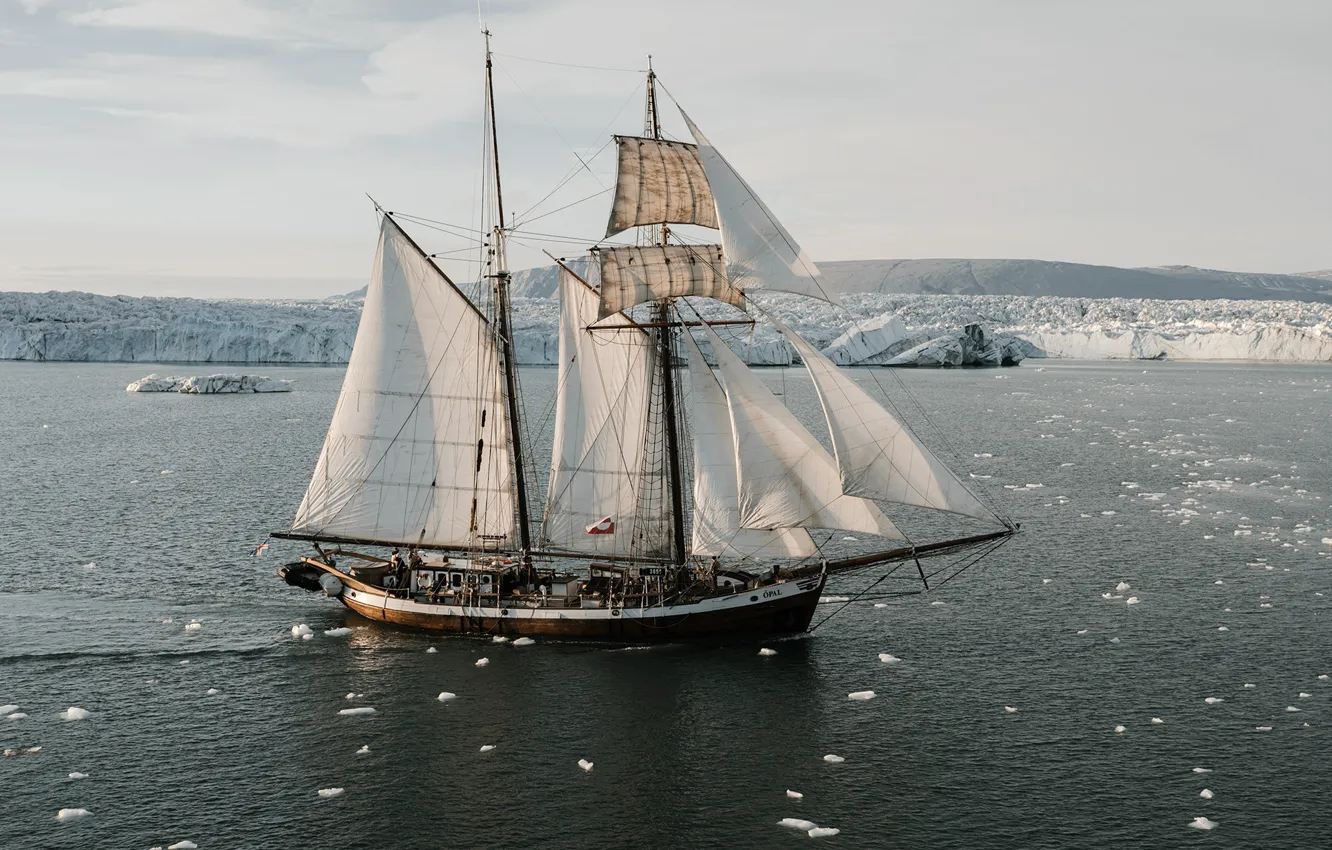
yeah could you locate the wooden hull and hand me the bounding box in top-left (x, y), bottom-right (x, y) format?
top-left (288, 561), bottom-right (827, 641)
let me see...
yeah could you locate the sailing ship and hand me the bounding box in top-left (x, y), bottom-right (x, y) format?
top-left (274, 35), bottom-right (1016, 640)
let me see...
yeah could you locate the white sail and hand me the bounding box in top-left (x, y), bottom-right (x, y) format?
top-left (699, 324), bottom-right (902, 539)
top-left (540, 266), bottom-right (672, 557)
top-left (768, 314), bottom-right (995, 522)
top-left (598, 244), bottom-right (740, 317)
top-left (606, 136), bottom-right (719, 237)
top-left (682, 111), bottom-right (840, 305)
top-left (292, 216), bottom-right (514, 547)
top-left (682, 330), bottom-right (816, 559)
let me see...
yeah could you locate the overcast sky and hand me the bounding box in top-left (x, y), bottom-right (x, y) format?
top-left (1, 0), bottom-right (1328, 299)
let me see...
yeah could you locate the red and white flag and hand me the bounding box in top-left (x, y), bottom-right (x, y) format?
top-left (584, 516), bottom-right (615, 535)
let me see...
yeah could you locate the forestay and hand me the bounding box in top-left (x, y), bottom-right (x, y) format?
top-left (605, 136), bottom-right (719, 237)
top-left (700, 324), bottom-right (902, 539)
top-left (292, 216), bottom-right (515, 548)
top-left (681, 331), bottom-right (816, 559)
top-left (541, 267), bottom-right (672, 557)
top-left (768, 314), bottom-right (996, 522)
top-left (598, 244), bottom-right (741, 317)
top-left (682, 110), bottom-right (840, 305)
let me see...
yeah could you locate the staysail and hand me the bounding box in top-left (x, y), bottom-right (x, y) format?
top-left (681, 330), bottom-right (816, 558)
top-left (699, 324), bottom-right (902, 539)
top-left (540, 266), bottom-right (672, 557)
top-left (291, 215), bottom-right (515, 547)
top-left (598, 244), bottom-right (740, 317)
top-left (605, 136), bottom-right (718, 237)
top-left (681, 111), bottom-right (840, 306)
top-left (767, 314), bottom-right (996, 522)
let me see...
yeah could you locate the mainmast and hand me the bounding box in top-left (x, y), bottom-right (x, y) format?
top-left (646, 58), bottom-right (687, 567)
top-left (484, 30), bottom-right (533, 558)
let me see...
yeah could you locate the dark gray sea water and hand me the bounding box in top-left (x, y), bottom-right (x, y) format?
top-left (3, 360), bottom-right (1331, 849)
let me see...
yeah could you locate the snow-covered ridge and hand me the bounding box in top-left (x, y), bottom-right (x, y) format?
top-left (2, 289), bottom-right (1330, 365)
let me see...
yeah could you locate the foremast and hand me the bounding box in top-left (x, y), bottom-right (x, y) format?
top-left (483, 29), bottom-right (533, 561)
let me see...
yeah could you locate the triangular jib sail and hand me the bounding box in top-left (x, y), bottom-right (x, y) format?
top-left (292, 216), bottom-right (515, 548)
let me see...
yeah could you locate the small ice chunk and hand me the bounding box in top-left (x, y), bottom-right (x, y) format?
top-left (1076, 629), bottom-right (1089, 636)
top-left (317, 787), bottom-right (345, 798)
top-left (1114, 725), bottom-right (1126, 733)
top-left (878, 653), bottom-right (902, 664)
top-left (578, 758), bottom-right (594, 772)
top-left (301, 633), bottom-right (313, 641)
top-left (1299, 692), bottom-right (1312, 698)
top-left (823, 754), bottom-right (845, 763)
top-left (184, 622), bottom-right (202, 632)
top-left (873, 602), bottom-right (888, 608)
top-left (1192, 767), bottom-right (1212, 774)
top-left (1004, 706), bottom-right (1018, 714)
top-left (206, 688), bottom-right (219, 696)
top-left (1204, 697), bottom-right (1223, 705)
top-left (475, 657), bottom-right (489, 667)
top-left (0, 704), bottom-right (16, 715)
top-left (758, 648), bottom-right (777, 657)
top-left (1214, 580), bottom-right (1224, 585)
top-left (437, 692), bottom-right (457, 702)
top-left (1286, 706), bottom-right (1301, 712)
top-left (1126, 596), bottom-right (1140, 605)
top-left (61, 706), bottom-right (90, 721)
top-left (1042, 578), bottom-right (1053, 584)
top-left (356, 745), bottom-right (370, 755)
top-left (492, 636), bottom-right (509, 643)
top-left (83, 562), bottom-right (97, 570)
top-left (1254, 726), bottom-right (1273, 732)
top-left (1188, 817), bottom-right (1218, 830)
top-left (778, 818), bottom-right (818, 831)
top-left (841, 536), bottom-right (858, 541)
top-left (930, 601), bottom-right (946, 606)
top-left (808, 827), bottom-right (840, 838)
top-left (1101, 511), bottom-right (1118, 516)
top-left (7, 712), bottom-right (29, 720)
top-left (324, 627), bottom-right (352, 637)
top-left (1110, 638), bottom-right (1121, 644)
top-left (290, 624), bottom-right (312, 638)
top-left (426, 647), bottom-right (437, 654)
top-left (1199, 788), bottom-right (1213, 799)
top-left (168, 843), bottom-right (199, 850)
top-left (1243, 683), bottom-right (1256, 689)
top-left (848, 690), bottom-right (876, 701)
top-left (479, 744), bottom-right (495, 752)
top-left (68, 772), bottom-right (88, 780)
top-left (1217, 626), bottom-right (1229, 632)
top-left (1116, 582), bottom-right (1131, 592)
top-left (786, 789), bottom-right (803, 800)
top-left (1320, 675), bottom-right (1330, 681)
top-left (512, 637), bottom-right (535, 647)
top-left (338, 707), bottom-right (376, 716)
top-left (55, 808), bottom-right (92, 822)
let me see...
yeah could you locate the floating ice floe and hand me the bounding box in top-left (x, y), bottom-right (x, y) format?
top-left (786, 789), bottom-right (803, 800)
top-left (83, 562), bottom-right (97, 570)
top-left (1188, 817), bottom-right (1218, 830)
top-left (206, 688), bottom-right (219, 696)
top-left (338, 707), bottom-right (376, 716)
top-left (168, 842), bottom-right (198, 850)
top-left (479, 745), bottom-right (495, 752)
top-left (1114, 725), bottom-right (1126, 734)
top-left (1320, 675), bottom-right (1330, 681)
top-left (184, 622), bottom-right (202, 632)
top-left (1243, 683), bottom-right (1256, 689)
top-left (426, 647), bottom-right (437, 654)
top-left (1004, 706), bottom-right (1018, 714)
top-left (778, 818), bottom-right (818, 832)
top-left (1200, 789), bottom-right (1214, 799)
top-left (512, 637), bottom-right (535, 647)
top-left (823, 754), bottom-right (845, 763)
top-left (1192, 767), bottom-right (1212, 774)
top-left (475, 657), bottom-right (490, 667)
top-left (1217, 626), bottom-right (1229, 632)
top-left (356, 745), bottom-right (370, 755)
top-left (930, 601), bottom-right (946, 606)
top-left (1151, 717), bottom-right (1164, 725)
top-left (7, 712), bottom-right (29, 720)
top-left (1101, 511), bottom-right (1118, 517)
top-left (317, 788), bottom-right (344, 798)
top-left (1042, 578), bottom-right (1053, 584)
top-left (820, 596), bottom-right (851, 603)
top-left (1076, 630), bottom-right (1089, 636)
top-left (492, 636), bottom-right (509, 643)
top-left (1116, 582), bottom-right (1132, 592)
top-left (1214, 580), bottom-right (1224, 585)
top-left (68, 772), bottom-right (87, 780)
top-left (345, 692), bottom-right (362, 699)
top-left (848, 691), bottom-right (876, 701)
top-left (55, 808), bottom-right (92, 822)
top-left (808, 827), bottom-right (840, 838)
top-left (1286, 706), bottom-right (1301, 712)
top-left (0, 704), bottom-right (16, 715)
top-left (841, 536), bottom-right (857, 541)
top-left (324, 628), bottom-right (352, 637)
top-left (873, 603), bottom-right (888, 608)
top-left (758, 648), bottom-right (777, 657)
top-left (1110, 638), bottom-right (1121, 644)
top-left (1254, 726), bottom-right (1273, 732)
top-left (1299, 692), bottom-right (1312, 698)
top-left (1203, 697), bottom-right (1223, 705)
top-left (878, 653), bottom-right (902, 664)
top-left (1126, 596), bottom-right (1140, 605)
top-left (578, 759), bottom-right (594, 772)
top-left (61, 707), bottom-right (90, 721)
top-left (291, 624), bottom-right (313, 639)
top-left (437, 692), bottom-right (457, 702)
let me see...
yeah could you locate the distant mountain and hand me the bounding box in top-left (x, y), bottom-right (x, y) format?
top-left (334, 257), bottom-right (1332, 304)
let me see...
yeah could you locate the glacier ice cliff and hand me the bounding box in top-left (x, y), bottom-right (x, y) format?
top-left (3, 289), bottom-right (1330, 366)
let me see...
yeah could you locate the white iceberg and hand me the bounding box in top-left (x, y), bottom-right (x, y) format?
top-left (512, 637), bottom-right (535, 647)
top-left (1188, 817), bottom-right (1218, 830)
top-left (848, 691), bottom-right (876, 701)
top-left (324, 627), bottom-right (352, 637)
top-left (55, 808), bottom-right (92, 822)
top-left (578, 758), bottom-right (594, 772)
top-left (60, 706), bottom-right (90, 721)
top-left (758, 648), bottom-right (778, 657)
top-left (317, 787), bottom-right (345, 798)
top-left (338, 707), bottom-right (376, 716)
top-left (778, 818), bottom-right (818, 831)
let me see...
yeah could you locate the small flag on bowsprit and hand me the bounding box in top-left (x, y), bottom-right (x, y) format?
top-left (250, 542), bottom-right (271, 557)
top-left (584, 516), bottom-right (615, 535)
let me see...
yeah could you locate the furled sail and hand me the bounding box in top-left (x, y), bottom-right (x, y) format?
top-left (700, 324), bottom-right (902, 539)
top-left (681, 110), bottom-right (840, 305)
top-left (768, 314), bottom-right (996, 522)
top-left (540, 266), bottom-right (672, 557)
top-left (292, 215), bottom-right (515, 547)
top-left (681, 330), bottom-right (816, 559)
top-left (598, 244), bottom-right (741, 317)
top-left (605, 136), bottom-right (719, 237)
